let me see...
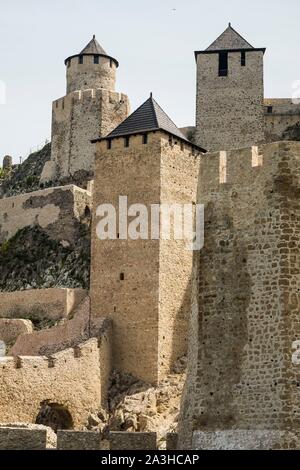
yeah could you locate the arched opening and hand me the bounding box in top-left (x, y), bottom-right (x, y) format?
top-left (35, 402), bottom-right (73, 433)
top-left (84, 205), bottom-right (91, 218)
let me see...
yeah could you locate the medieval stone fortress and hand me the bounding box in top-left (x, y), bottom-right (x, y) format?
top-left (0, 24), bottom-right (299, 450)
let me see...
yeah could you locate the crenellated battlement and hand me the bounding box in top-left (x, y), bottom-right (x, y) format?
top-left (0, 339), bottom-right (99, 371)
top-left (199, 141), bottom-right (300, 196)
top-left (0, 336), bottom-right (111, 428)
top-left (49, 88), bottom-right (130, 179)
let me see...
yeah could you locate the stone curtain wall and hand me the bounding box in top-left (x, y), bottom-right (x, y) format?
top-left (0, 288), bottom-right (87, 322)
top-left (0, 429), bottom-right (157, 450)
top-left (195, 50), bottom-right (265, 152)
top-left (179, 142), bottom-right (300, 449)
top-left (0, 185), bottom-right (91, 246)
top-left (0, 338), bottom-right (108, 428)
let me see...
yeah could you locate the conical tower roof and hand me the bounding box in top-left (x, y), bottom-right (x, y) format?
top-left (80, 35), bottom-right (107, 55)
top-left (65, 35), bottom-right (118, 67)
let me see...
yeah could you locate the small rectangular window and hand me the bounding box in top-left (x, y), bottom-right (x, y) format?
top-left (120, 273), bottom-right (125, 281)
top-left (78, 55), bottom-right (83, 64)
top-left (267, 106), bottom-right (273, 114)
top-left (107, 140), bottom-right (112, 150)
top-left (124, 137), bottom-right (130, 148)
top-left (169, 135), bottom-right (173, 146)
top-left (241, 51), bottom-right (246, 66)
top-left (94, 55), bottom-right (99, 64)
top-left (219, 52), bottom-right (228, 77)
top-left (143, 134), bottom-right (148, 144)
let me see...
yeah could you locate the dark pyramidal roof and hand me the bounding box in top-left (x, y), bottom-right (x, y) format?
top-left (206, 23), bottom-right (254, 51)
top-left (106, 95), bottom-right (192, 143)
top-left (80, 35), bottom-right (107, 55)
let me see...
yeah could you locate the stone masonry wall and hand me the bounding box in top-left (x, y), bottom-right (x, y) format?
top-left (179, 141), bottom-right (300, 449)
top-left (0, 337), bottom-right (111, 428)
top-left (158, 137), bottom-right (201, 378)
top-left (0, 288), bottom-right (87, 321)
top-left (66, 55), bottom-right (116, 94)
top-left (0, 184), bottom-right (91, 246)
top-left (91, 132), bottom-right (162, 384)
top-left (264, 99), bottom-right (300, 142)
top-left (46, 90), bottom-right (130, 181)
top-left (195, 50), bottom-right (265, 151)
top-left (91, 132), bottom-right (201, 384)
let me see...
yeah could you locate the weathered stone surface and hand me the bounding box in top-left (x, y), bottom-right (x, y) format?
top-left (91, 131), bottom-right (201, 384)
top-left (0, 319), bottom-right (33, 349)
top-left (0, 427), bottom-right (47, 450)
top-left (57, 430), bottom-right (101, 450)
top-left (109, 432), bottom-right (157, 450)
top-left (193, 431), bottom-right (300, 450)
top-left (195, 28), bottom-right (265, 151)
top-left (179, 142), bottom-right (300, 449)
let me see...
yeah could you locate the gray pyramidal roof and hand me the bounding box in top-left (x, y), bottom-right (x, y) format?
top-left (107, 95), bottom-right (190, 143)
top-left (80, 35), bottom-right (107, 55)
top-left (206, 24), bottom-right (254, 51)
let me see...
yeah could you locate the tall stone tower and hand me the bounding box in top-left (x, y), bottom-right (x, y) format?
top-left (195, 24), bottom-right (265, 152)
top-left (90, 95), bottom-right (205, 384)
top-left (41, 36), bottom-right (130, 183)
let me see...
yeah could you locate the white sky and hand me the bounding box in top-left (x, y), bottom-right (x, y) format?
top-left (0, 0), bottom-right (300, 162)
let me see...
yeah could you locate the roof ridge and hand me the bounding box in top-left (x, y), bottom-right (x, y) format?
top-left (206, 24), bottom-right (254, 51)
top-left (227, 24), bottom-right (254, 49)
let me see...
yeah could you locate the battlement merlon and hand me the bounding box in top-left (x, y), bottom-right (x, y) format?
top-left (199, 141), bottom-right (300, 196)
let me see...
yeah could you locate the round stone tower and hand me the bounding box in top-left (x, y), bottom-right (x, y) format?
top-left (65, 35), bottom-right (118, 94)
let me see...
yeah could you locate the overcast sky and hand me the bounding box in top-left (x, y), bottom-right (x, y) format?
top-left (1, 0), bottom-right (300, 162)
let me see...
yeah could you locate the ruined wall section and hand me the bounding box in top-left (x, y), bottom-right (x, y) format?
top-left (179, 141), bottom-right (300, 449)
top-left (0, 185), bottom-right (91, 246)
top-left (264, 99), bottom-right (300, 142)
top-left (0, 336), bottom-right (111, 428)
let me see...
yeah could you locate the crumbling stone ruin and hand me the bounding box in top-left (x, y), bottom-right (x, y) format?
top-left (1, 25), bottom-right (300, 450)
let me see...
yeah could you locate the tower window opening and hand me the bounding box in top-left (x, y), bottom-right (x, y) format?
top-left (120, 273), bottom-right (125, 281)
top-left (78, 55), bottom-right (83, 64)
top-left (241, 51), bottom-right (246, 66)
top-left (219, 52), bottom-right (228, 77)
top-left (143, 134), bottom-right (148, 144)
top-left (124, 137), bottom-right (130, 148)
top-left (94, 55), bottom-right (99, 64)
top-left (169, 135), bottom-right (173, 146)
top-left (107, 140), bottom-right (112, 150)
top-left (267, 106), bottom-right (273, 114)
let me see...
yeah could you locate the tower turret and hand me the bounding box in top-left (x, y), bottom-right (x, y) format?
top-left (65, 35), bottom-right (118, 94)
top-left (195, 24), bottom-right (266, 151)
top-left (40, 35), bottom-right (129, 183)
